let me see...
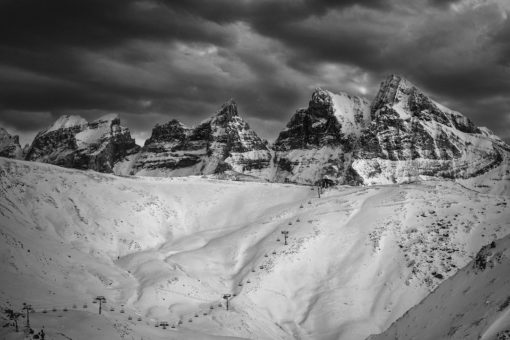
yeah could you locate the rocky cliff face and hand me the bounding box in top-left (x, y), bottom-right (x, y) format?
top-left (273, 88), bottom-right (370, 184)
top-left (352, 75), bottom-right (503, 184)
top-left (273, 75), bottom-right (506, 185)
top-left (0, 128), bottom-right (23, 159)
top-left (131, 100), bottom-right (273, 177)
top-left (12, 74), bottom-right (509, 184)
top-left (25, 114), bottom-right (140, 173)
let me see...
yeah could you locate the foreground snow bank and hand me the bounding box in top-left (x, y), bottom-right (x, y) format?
top-left (369, 235), bottom-right (510, 340)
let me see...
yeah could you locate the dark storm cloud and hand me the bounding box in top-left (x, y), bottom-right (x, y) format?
top-left (428, 0), bottom-right (461, 7)
top-left (0, 0), bottom-right (320, 141)
top-left (0, 0), bottom-right (237, 139)
top-left (168, 0), bottom-right (390, 24)
top-left (0, 0), bottom-right (509, 144)
top-left (0, 0), bottom-right (233, 48)
top-left (492, 16), bottom-right (510, 66)
top-left (166, 0), bottom-right (392, 72)
top-left (228, 0), bottom-right (510, 138)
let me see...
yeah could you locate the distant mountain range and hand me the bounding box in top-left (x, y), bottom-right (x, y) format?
top-left (2, 75), bottom-right (508, 185)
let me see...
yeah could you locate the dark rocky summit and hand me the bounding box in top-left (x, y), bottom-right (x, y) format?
top-left (272, 75), bottom-right (506, 185)
top-left (130, 99), bottom-right (272, 177)
top-left (273, 88), bottom-right (370, 184)
top-left (359, 74), bottom-right (480, 161)
top-left (0, 128), bottom-right (23, 159)
top-left (0, 127), bottom-right (23, 159)
top-left (25, 114), bottom-right (140, 173)
top-left (276, 89), bottom-right (346, 150)
top-left (351, 75), bottom-right (503, 184)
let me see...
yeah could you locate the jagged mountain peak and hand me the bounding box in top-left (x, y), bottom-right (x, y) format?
top-left (43, 114), bottom-right (88, 135)
top-left (155, 119), bottom-right (186, 128)
top-left (0, 127), bottom-right (15, 140)
top-left (143, 119), bottom-right (189, 147)
top-left (273, 87), bottom-right (372, 184)
top-left (371, 74), bottom-right (417, 113)
top-left (381, 74), bottom-right (415, 92)
top-left (44, 114), bottom-right (123, 136)
top-left (276, 75), bottom-right (506, 185)
top-left (26, 112), bottom-right (139, 173)
top-left (0, 127), bottom-right (22, 159)
top-left (92, 113), bottom-right (120, 124)
top-left (308, 88), bottom-right (370, 121)
top-left (309, 88), bottom-right (334, 112)
top-left (369, 74), bottom-right (482, 134)
top-left (131, 98), bottom-right (272, 178)
top-left (0, 127), bottom-right (9, 135)
top-left (215, 98), bottom-right (239, 120)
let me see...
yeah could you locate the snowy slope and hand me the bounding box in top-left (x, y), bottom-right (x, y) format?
top-left (74, 114), bottom-right (123, 149)
top-left (369, 235), bottom-right (510, 340)
top-left (0, 158), bottom-right (509, 339)
top-left (330, 91), bottom-right (371, 137)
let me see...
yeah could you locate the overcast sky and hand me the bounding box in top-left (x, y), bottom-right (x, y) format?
top-left (0, 0), bottom-right (509, 145)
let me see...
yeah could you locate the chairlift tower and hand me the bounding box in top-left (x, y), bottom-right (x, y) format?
top-left (94, 296), bottom-right (106, 315)
top-left (281, 230), bottom-right (289, 245)
top-left (222, 294), bottom-right (232, 311)
top-left (22, 303), bottom-right (33, 329)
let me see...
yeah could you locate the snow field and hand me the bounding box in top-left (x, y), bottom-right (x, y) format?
top-left (0, 157), bottom-right (509, 339)
top-left (370, 234), bottom-right (510, 340)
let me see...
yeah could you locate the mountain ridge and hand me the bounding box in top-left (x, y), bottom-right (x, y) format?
top-left (25, 113), bottom-right (140, 173)
top-left (127, 99), bottom-right (273, 178)
top-left (3, 74), bottom-right (508, 185)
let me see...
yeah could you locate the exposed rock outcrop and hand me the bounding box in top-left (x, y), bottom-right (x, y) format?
top-left (0, 128), bottom-right (23, 159)
top-left (131, 99), bottom-right (273, 177)
top-left (273, 88), bottom-right (370, 184)
top-left (273, 75), bottom-right (506, 185)
top-left (352, 75), bottom-right (502, 184)
top-left (25, 114), bottom-right (140, 173)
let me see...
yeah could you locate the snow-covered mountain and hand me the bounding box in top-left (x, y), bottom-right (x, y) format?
top-left (274, 75), bottom-right (507, 185)
top-left (369, 234), bottom-right (510, 340)
top-left (0, 127), bottom-right (23, 159)
top-left (273, 88), bottom-right (370, 184)
top-left (3, 75), bottom-right (509, 186)
top-left (25, 114), bottom-right (140, 173)
top-left (0, 155), bottom-right (509, 339)
top-left (128, 99), bottom-right (273, 178)
top-left (352, 74), bottom-right (505, 184)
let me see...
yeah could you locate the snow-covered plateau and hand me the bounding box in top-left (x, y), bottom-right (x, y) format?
top-left (1, 153), bottom-right (509, 339)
